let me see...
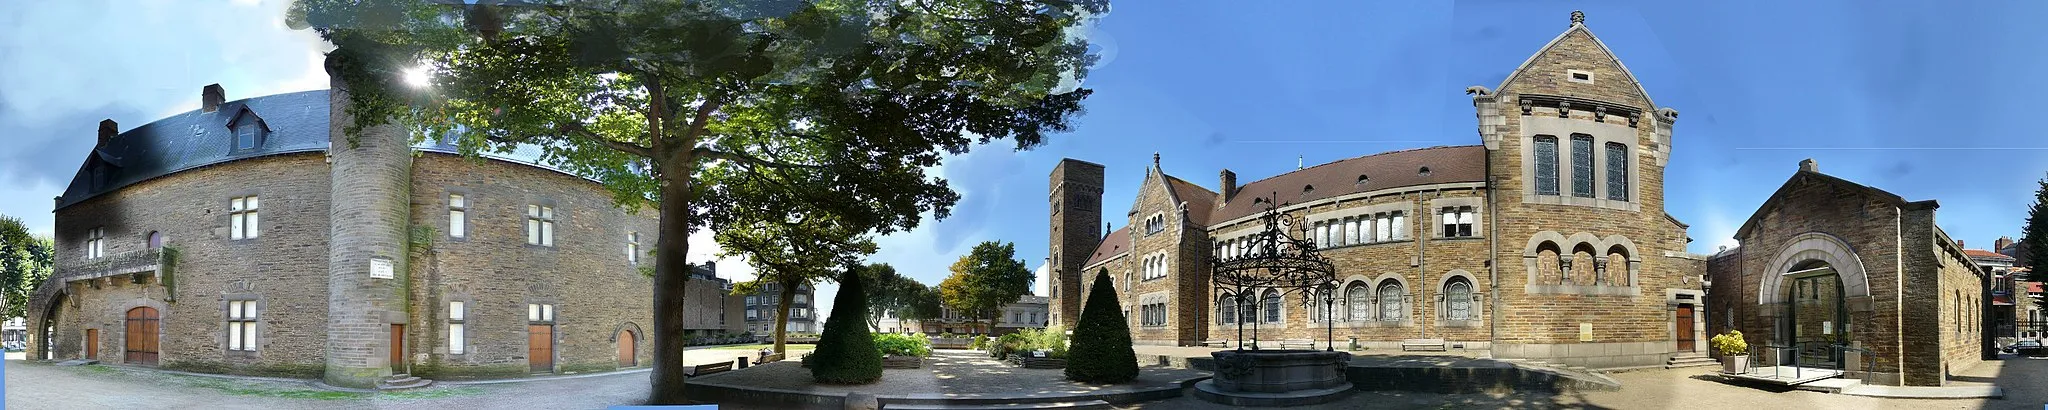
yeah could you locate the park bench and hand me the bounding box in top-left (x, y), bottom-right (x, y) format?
top-left (1279, 339), bottom-right (1316, 349)
top-left (1198, 339), bottom-right (1230, 348)
top-left (757, 348), bottom-right (786, 364)
top-left (1400, 338), bottom-right (1447, 352)
top-left (684, 361), bottom-right (733, 377)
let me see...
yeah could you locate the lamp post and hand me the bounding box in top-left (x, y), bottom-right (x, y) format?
top-left (1323, 282), bottom-right (1336, 352)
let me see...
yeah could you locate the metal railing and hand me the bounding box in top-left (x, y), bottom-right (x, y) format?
top-left (1734, 343), bottom-right (1870, 382)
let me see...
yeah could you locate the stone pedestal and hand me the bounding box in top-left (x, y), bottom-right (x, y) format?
top-left (1194, 350), bottom-right (1355, 406)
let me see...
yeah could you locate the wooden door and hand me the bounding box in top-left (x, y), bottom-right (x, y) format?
top-left (1676, 305), bottom-right (1696, 351)
top-left (528, 325), bottom-right (553, 372)
top-left (84, 329), bottom-right (98, 360)
top-left (617, 330), bottom-right (636, 367)
top-left (124, 307), bottom-right (158, 365)
top-left (390, 324), bottom-right (406, 372)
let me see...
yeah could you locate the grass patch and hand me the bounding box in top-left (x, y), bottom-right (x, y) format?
top-left (180, 377), bottom-right (363, 400)
top-left (700, 343), bottom-right (818, 352)
top-left (383, 386), bottom-right (487, 399)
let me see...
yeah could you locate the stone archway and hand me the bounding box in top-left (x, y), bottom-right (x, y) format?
top-left (1758, 232), bottom-right (1871, 307)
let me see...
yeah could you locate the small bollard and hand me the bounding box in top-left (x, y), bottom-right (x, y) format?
top-left (845, 392), bottom-right (879, 410)
top-left (736, 356), bottom-right (750, 369)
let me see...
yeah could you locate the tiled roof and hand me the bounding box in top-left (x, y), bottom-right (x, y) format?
top-left (1081, 227), bottom-right (1130, 269)
top-left (1163, 175), bottom-right (1218, 226)
top-left (1209, 145), bottom-right (1486, 225)
top-left (58, 90), bottom-right (332, 209)
top-left (1965, 249), bottom-right (2015, 261)
top-left (2029, 282), bottom-right (2043, 293)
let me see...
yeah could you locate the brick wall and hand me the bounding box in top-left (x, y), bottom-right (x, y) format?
top-left (1049, 160), bottom-right (1104, 329)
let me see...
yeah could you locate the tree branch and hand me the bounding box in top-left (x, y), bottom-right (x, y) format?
top-left (694, 146), bottom-right (824, 169)
top-left (556, 122), bottom-right (654, 158)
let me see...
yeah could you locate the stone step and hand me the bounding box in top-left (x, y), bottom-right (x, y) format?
top-left (54, 359), bottom-right (100, 366)
top-left (385, 373), bottom-right (411, 381)
top-left (883, 400), bottom-right (1111, 410)
top-left (1665, 360), bottom-right (1718, 369)
top-left (376, 378), bottom-right (433, 391)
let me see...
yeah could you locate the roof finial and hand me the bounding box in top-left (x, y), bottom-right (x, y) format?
top-left (1153, 152), bottom-right (1160, 169)
top-left (1297, 155), bottom-right (1304, 170)
top-left (1570, 10), bottom-right (1584, 26)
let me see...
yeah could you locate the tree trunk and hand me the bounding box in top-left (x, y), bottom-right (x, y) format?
top-left (648, 162), bottom-right (693, 405)
top-left (774, 278), bottom-right (799, 355)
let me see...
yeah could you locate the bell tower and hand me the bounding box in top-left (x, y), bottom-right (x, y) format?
top-left (1049, 159), bottom-right (1104, 328)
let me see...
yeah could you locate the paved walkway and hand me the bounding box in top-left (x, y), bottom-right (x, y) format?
top-left (692, 349), bottom-right (1207, 399)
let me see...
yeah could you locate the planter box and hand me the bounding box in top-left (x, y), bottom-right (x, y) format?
top-left (882, 355), bottom-right (923, 369)
top-left (929, 338), bottom-right (972, 349)
top-left (1721, 355), bottom-right (1749, 374)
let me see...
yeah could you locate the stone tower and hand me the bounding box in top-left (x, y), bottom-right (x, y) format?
top-left (323, 55), bottom-right (416, 388)
top-left (1048, 159), bottom-right (1104, 328)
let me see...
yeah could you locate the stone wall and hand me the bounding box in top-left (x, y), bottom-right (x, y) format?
top-left (1048, 160), bottom-right (1104, 329)
top-left (43, 153), bottom-right (333, 377)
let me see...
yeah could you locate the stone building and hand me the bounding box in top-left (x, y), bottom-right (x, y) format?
top-left (1046, 12), bottom-right (1710, 370)
top-left (876, 295), bottom-right (1050, 336)
top-left (26, 76), bottom-right (688, 387)
top-left (1705, 159), bottom-right (1988, 386)
top-left (685, 262), bottom-right (749, 337)
top-left (740, 282), bottom-right (817, 335)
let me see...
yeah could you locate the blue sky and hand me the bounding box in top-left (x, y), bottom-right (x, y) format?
top-left (3, 1), bottom-right (2046, 323)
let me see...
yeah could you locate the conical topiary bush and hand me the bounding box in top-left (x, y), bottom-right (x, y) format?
top-left (810, 267), bottom-right (883, 384)
top-left (1065, 268), bottom-right (1139, 383)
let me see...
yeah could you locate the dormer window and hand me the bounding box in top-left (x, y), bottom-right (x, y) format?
top-left (1356, 175), bottom-right (1369, 187)
top-left (227, 108), bottom-right (270, 152)
top-left (1418, 167), bottom-right (1432, 177)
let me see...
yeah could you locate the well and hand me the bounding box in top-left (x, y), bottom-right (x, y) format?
top-left (1193, 350), bottom-right (1356, 406)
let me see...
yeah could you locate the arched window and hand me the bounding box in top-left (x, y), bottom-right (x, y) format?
top-left (1346, 283), bottom-right (1370, 320)
top-left (1444, 277), bottom-right (1473, 321)
top-left (1217, 294), bottom-right (1235, 324)
top-left (1262, 289), bottom-right (1281, 323)
top-left (1237, 295), bottom-right (1256, 326)
top-left (1378, 281), bottom-right (1405, 321)
top-left (146, 231), bottom-right (163, 249)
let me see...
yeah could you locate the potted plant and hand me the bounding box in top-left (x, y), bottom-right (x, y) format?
top-left (1710, 330), bottom-right (1749, 374)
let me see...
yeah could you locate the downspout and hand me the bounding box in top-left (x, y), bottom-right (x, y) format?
top-left (1488, 160), bottom-right (1500, 346)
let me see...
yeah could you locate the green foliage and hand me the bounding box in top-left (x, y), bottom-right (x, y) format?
top-left (872, 333), bottom-right (931, 357)
top-left (938, 242), bottom-right (1036, 332)
top-left (2024, 172), bottom-right (2048, 290)
top-left (971, 334), bottom-right (989, 350)
top-left (1710, 330), bottom-right (1749, 357)
top-left (158, 246), bottom-right (180, 302)
top-left (809, 267), bottom-right (882, 384)
top-left (1065, 268), bottom-right (1137, 383)
top-left (862, 263), bottom-right (940, 330)
top-left (0, 215), bottom-right (52, 320)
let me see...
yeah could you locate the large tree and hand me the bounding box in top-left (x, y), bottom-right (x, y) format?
top-left (293, 0), bottom-right (1104, 403)
top-left (0, 215), bottom-right (53, 321)
top-left (938, 241), bottom-right (1034, 335)
top-left (2023, 172), bottom-right (2048, 297)
top-left (719, 216), bottom-right (874, 355)
top-left (859, 263), bottom-right (938, 331)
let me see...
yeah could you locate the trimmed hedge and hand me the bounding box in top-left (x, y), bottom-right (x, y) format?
top-left (1065, 268), bottom-right (1138, 383)
top-left (809, 269), bottom-right (883, 384)
top-left (874, 333), bottom-right (932, 357)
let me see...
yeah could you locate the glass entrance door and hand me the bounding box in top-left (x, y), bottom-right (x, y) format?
top-left (1785, 270), bottom-right (1847, 368)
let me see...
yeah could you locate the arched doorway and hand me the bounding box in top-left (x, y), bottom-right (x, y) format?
top-left (124, 307), bottom-right (159, 365)
top-left (39, 294), bottom-right (63, 361)
top-left (616, 329), bottom-right (637, 367)
top-left (1781, 260), bottom-right (1848, 368)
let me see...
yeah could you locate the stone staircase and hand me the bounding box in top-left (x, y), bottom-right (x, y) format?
top-left (1666, 353), bottom-right (1717, 369)
top-left (377, 373), bottom-right (434, 391)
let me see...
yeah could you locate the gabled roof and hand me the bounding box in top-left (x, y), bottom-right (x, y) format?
top-left (1495, 19), bottom-right (1657, 108)
top-left (58, 90), bottom-right (331, 210)
top-left (1733, 169), bottom-right (1919, 239)
top-left (1162, 175), bottom-right (1217, 227)
top-left (1081, 227), bottom-right (1130, 269)
top-left (1211, 146), bottom-right (1485, 226)
top-left (1966, 249), bottom-right (2016, 261)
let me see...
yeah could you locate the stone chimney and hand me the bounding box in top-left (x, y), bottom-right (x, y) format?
top-left (1799, 158), bottom-right (1818, 173)
top-left (1958, 240), bottom-right (1966, 249)
top-left (202, 84), bottom-right (226, 113)
top-left (1998, 236), bottom-right (2015, 251)
top-left (1104, 222), bottom-right (1110, 239)
top-left (1219, 169), bottom-right (1237, 203)
top-left (97, 119), bottom-right (118, 146)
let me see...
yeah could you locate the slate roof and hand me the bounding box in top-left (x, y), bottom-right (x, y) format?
top-left (58, 90), bottom-right (332, 210)
top-left (1966, 249), bottom-right (2016, 261)
top-left (1082, 227), bottom-right (1131, 269)
top-left (1209, 145), bottom-right (1486, 225)
top-left (1162, 175), bottom-right (1217, 227)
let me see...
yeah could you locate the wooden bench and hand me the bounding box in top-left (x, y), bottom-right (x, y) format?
top-left (1279, 339), bottom-right (1316, 349)
top-left (684, 361), bottom-right (733, 376)
top-left (1198, 339), bottom-right (1230, 348)
top-left (1400, 338), bottom-right (1447, 352)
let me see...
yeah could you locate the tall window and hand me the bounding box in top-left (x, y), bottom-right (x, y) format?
top-left (86, 227), bottom-right (104, 259)
top-left (1445, 278), bottom-right (1473, 321)
top-left (448, 301), bottom-right (466, 354)
top-left (1391, 212), bottom-right (1406, 239)
top-left (1141, 303), bottom-right (1168, 326)
top-left (146, 231), bottom-right (163, 250)
top-left (1570, 134), bottom-right (1594, 198)
top-left (526, 205), bottom-right (554, 246)
top-left (1144, 213), bottom-right (1165, 235)
top-left (1605, 142), bottom-right (1629, 201)
top-left (529, 303), bottom-right (555, 323)
top-left (1217, 295), bottom-right (1235, 324)
top-left (1237, 296), bottom-right (1256, 325)
top-left (1345, 218), bottom-right (1361, 245)
top-left (1375, 214), bottom-right (1392, 242)
top-left (1262, 290), bottom-right (1281, 323)
top-left (227, 300), bottom-right (256, 351)
top-left (1441, 207), bottom-right (1474, 238)
top-left (448, 194), bottom-right (467, 238)
top-left (229, 196), bottom-right (259, 240)
top-left (1533, 135), bottom-right (1559, 195)
top-left (1378, 281), bottom-right (1405, 321)
top-left (1346, 283), bottom-right (1370, 320)
top-left (626, 232), bottom-right (639, 264)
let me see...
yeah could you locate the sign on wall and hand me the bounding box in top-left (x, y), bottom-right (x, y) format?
top-left (371, 258), bottom-right (394, 279)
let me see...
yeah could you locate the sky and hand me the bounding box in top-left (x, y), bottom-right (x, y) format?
top-left (3, 1), bottom-right (2047, 325)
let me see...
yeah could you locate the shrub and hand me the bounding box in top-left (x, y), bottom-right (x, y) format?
top-left (1065, 269), bottom-right (1138, 383)
top-left (992, 333), bottom-right (1028, 360)
top-left (810, 269), bottom-right (883, 384)
top-left (972, 335), bottom-right (990, 350)
top-left (874, 333), bottom-right (932, 357)
top-left (1710, 330), bottom-right (1749, 357)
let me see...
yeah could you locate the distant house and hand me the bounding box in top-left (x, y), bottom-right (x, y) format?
top-left (877, 295), bottom-right (1050, 336)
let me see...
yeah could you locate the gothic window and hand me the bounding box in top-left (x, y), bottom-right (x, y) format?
top-left (1262, 289), bottom-right (1281, 323)
top-left (1144, 213), bottom-right (1165, 235)
top-left (1444, 277), bottom-right (1473, 321)
top-left (1605, 142), bottom-right (1629, 201)
top-left (1533, 135), bottom-right (1560, 195)
top-left (1217, 294), bottom-right (1235, 324)
top-left (1571, 134), bottom-right (1595, 198)
top-left (1346, 283), bottom-right (1371, 320)
top-left (1378, 281), bottom-right (1405, 321)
